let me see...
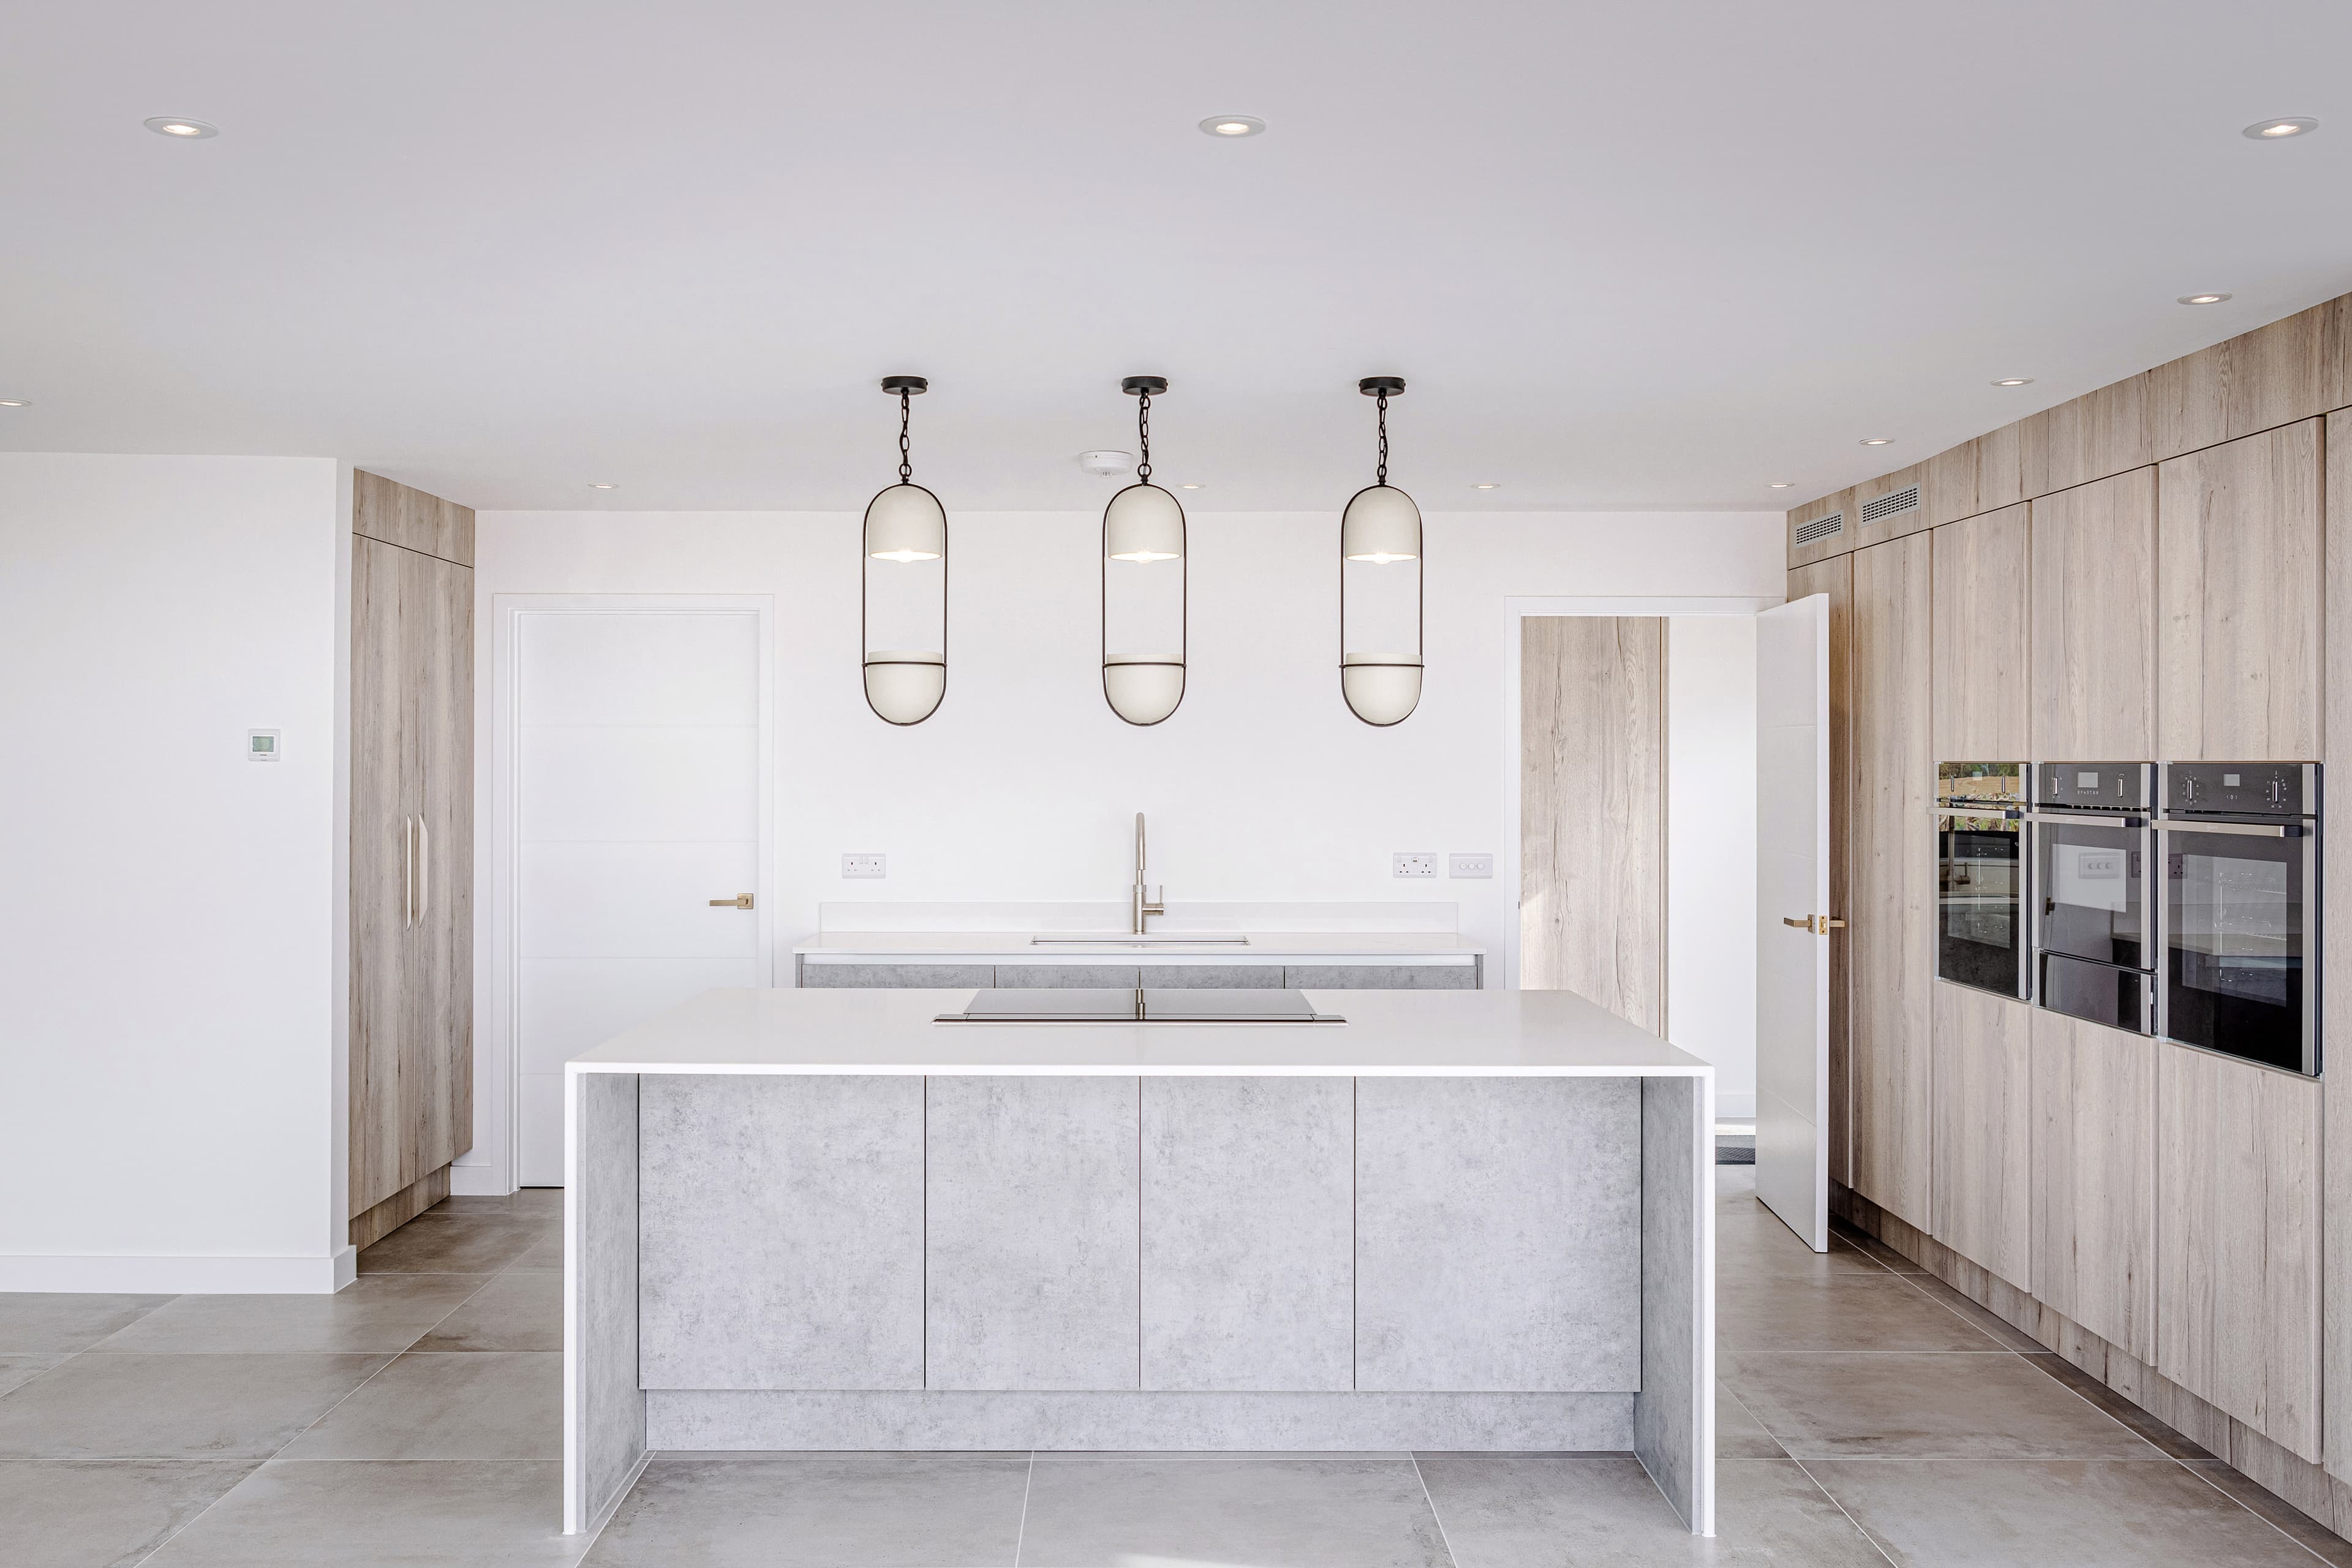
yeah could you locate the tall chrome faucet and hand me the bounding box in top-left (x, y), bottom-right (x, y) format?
top-left (1132, 812), bottom-right (1165, 934)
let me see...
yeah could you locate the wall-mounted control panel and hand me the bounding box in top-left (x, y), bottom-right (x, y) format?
top-left (246, 729), bottom-right (281, 761)
top-left (1448, 853), bottom-right (1494, 879)
top-left (841, 853), bottom-right (887, 879)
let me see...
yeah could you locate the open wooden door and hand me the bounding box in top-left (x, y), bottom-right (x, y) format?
top-left (1755, 595), bottom-right (1831, 1249)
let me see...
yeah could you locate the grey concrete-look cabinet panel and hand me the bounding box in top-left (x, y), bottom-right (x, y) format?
top-left (1286, 964), bottom-right (1476, 990)
top-left (994, 965), bottom-right (1143, 989)
top-left (1136, 964), bottom-right (1287, 989)
top-left (800, 963), bottom-right (994, 989)
top-left (1354, 1077), bottom-right (1641, 1392)
top-left (637, 1075), bottom-right (925, 1390)
top-left (1140, 1077), bottom-right (1353, 1392)
top-left (925, 1076), bottom-right (1141, 1390)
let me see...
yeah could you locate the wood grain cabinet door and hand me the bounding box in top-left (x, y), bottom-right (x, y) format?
top-left (1931, 504), bottom-right (2031, 762)
top-left (2154, 420), bottom-right (2323, 762)
top-left (2030, 1010), bottom-right (2157, 1363)
top-left (1849, 535), bottom-right (1934, 1229)
top-left (2029, 469), bottom-right (2157, 760)
top-left (349, 537), bottom-right (415, 1217)
top-left (411, 548), bottom-right (474, 1178)
top-left (1929, 983), bottom-right (2032, 1292)
top-left (2156, 1045), bottom-right (2322, 1461)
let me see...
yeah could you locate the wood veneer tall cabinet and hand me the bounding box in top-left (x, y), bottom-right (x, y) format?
top-left (2029, 467), bottom-right (2157, 758)
top-left (1848, 535), bottom-right (1933, 1230)
top-left (349, 470), bottom-right (475, 1250)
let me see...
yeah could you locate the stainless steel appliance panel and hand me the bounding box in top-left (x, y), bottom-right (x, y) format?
top-left (1935, 761), bottom-right (2029, 1000)
top-left (2158, 763), bottom-right (2320, 1076)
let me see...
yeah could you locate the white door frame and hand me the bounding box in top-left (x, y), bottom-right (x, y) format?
top-left (463, 593), bottom-right (775, 1196)
top-left (1498, 596), bottom-right (1779, 995)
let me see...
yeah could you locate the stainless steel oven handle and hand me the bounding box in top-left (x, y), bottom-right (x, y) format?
top-left (2026, 812), bottom-right (2149, 827)
top-left (2160, 819), bottom-right (2305, 838)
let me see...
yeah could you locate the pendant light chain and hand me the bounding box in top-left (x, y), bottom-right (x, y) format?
top-left (1376, 392), bottom-right (1390, 486)
top-left (1136, 390), bottom-right (1153, 483)
top-left (896, 390), bottom-right (913, 483)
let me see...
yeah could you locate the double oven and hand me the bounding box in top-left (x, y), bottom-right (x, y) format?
top-left (1934, 758), bottom-right (2321, 1076)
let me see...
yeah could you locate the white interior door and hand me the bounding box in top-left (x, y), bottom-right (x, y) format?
top-left (513, 605), bottom-right (768, 1185)
top-left (1754, 594), bottom-right (1830, 1249)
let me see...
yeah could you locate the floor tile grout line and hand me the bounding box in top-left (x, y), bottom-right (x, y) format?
top-left (1408, 1452), bottom-right (1465, 1568)
top-left (1011, 1450), bottom-right (1035, 1567)
top-left (2177, 1455), bottom-right (2346, 1565)
top-left (119, 1457), bottom-right (270, 1568)
top-left (1786, 1454), bottom-right (1903, 1567)
top-left (2000, 1335), bottom-right (2215, 1458)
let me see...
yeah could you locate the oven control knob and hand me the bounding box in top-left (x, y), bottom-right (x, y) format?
top-left (2269, 772), bottom-right (2289, 806)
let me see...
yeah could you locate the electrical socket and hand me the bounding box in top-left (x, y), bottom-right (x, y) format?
top-left (1448, 853), bottom-right (1494, 879)
top-left (841, 853), bottom-right (887, 880)
top-left (1392, 852), bottom-right (1439, 879)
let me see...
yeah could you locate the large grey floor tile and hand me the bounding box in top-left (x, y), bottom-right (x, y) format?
top-left (1420, 1455), bottom-right (1885, 1566)
top-left (359, 1215), bottom-right (548, 1275)
top-left (0, 1351), bottom-right (390, 1460)
top-left (1806, 1458), bottom-right (2323, 1566)
top-left (583, 1457), bottom-right (1028, 1567)
top-left (0, 1291), bottom-right (174, 1352)
top-left (1714, 1215), bottom-right (1891, 1281)
top-left (276, 1351), bottom-right (560, 1460)
top-left (1719, 1273), bottom-right (2007, 1352)
top-left (0, 1351), bottom-right (67, 1396)
top-left (1889, 1269), bottom-right (2046, 1351)
top-left (0, 1459), bottom-right (256, 1568)
top-left (2187, 1461), bottom-right (2352, 1567)
top-left (1726, 1351), bottom-right (2164, 1460)
top-left (1831, 1221), bottom-right (1924, 1273)
top-left (510, 1226), bottom-right (565, 1270)
top-left (142, 1458), bottom-right (586, 1566)
top-left (413, 1269), bottom-right (562, 1351)
top-left (1017, 1457), bottom-right (1451, 1567)
top-left (1717, 1385), bottom-right (1785, 1459)
top-left (89, 1273), bottom-right (489, 1354)
top-left (2022, 1353), bottom-right (2219, 1461)
top-left (437, 1188), bottom-right (564, 1219)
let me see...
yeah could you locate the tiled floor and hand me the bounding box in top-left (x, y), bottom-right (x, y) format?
top-left (2, 1172), bottom-right (2348, 1565)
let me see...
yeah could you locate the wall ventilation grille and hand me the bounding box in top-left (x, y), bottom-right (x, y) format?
top-left (1792, 511), bottom-right (1845, 546)
top-left (1860, 485), bottom-right (1921, 524)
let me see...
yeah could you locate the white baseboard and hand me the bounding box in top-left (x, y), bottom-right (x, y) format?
top-left (449, 1163), bottom-right (516, 1198)
top-left (0, 1252), bottom-right (352, 1295)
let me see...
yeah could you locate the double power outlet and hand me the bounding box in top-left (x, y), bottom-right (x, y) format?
top-left (1393, 852), bottom-right (1493, 880)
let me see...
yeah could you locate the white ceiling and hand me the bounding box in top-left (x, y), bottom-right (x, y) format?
top-left (5, 1), bottom-right (2350, 511)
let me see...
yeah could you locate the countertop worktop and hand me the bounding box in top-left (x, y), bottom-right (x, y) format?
top-left (566, 986), bottom-right (1707, 1077)
top-left (791, 929), bottom-right (1485, 957)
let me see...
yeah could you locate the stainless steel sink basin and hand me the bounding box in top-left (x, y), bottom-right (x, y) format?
top-left (1028, 934), bottom-right (1250, 947)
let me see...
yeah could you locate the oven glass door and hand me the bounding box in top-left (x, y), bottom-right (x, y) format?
top-left (2163, 826), bottom-right (2312, 1073)
top-left (2035, 817), bottom-right (2149, 970)
top-left (1938, 812), bottom-right (2026, 998)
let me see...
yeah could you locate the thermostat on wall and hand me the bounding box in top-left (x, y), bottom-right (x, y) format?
top-left (247, 729), bottom-right (281, 761)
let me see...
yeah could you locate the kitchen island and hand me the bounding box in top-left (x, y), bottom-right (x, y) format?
top-left (562, 986), bottom-right (1714, 1536)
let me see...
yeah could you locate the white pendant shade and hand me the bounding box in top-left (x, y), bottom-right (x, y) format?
top-left (1104, 484), bottom-right (1186, 562)
top-left (864, 483), bottom-right (946, 561)
top-left (1342, 484), bottom-right (1422, 562)
top-left (863, 649), bottom-right (945, 725)
top-left (1341, 655), bottom-right (1424, 726)
top-left (1104, 654), bottom-right (1185, 726)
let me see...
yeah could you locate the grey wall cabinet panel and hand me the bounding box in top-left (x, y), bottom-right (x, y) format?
top-left (1286, 964), bottom-right (1475, 990)
top-left (993, 965), bottom-right (1143, 989)
top-left (801, 963), bottom-right (995, 989)
top-left (637, 1075), bottom-right (925, 1391)
top-left (1139, 1077), bottom-right (1354, 1392)
top-left (1136, 964), bottom-right (1287, 989)
top-left (1354, 1077), bottom-right (1641, 1392)
top-left (2156, 1045), bottom-right (2322, 1461)
top-left (925, 1076), bottom-right (1141, 1391)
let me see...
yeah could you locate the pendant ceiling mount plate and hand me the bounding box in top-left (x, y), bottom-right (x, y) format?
top-left (1358, 375), bottom-right (1406, 397)
top-left (1121, 376), bottom-right (1169, 397)
top-left (880, 375), bottom-right (928, 396)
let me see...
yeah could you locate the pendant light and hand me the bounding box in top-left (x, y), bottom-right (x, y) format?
top-left (861, 375), bottom-right (948, 725)
top-left (1340, 375), bottom-right (1423, 726)
top-left (1101, 375), bottom-right (1186, 725)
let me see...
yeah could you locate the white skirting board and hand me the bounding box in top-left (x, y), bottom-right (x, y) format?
top-left (0, 1246), bottom-right (356, 1295)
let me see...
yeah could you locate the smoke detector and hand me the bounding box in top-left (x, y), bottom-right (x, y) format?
top-left (1077, 450), bottom-right (1134, 478)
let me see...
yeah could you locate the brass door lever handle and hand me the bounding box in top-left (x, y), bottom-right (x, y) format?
top-left (1781, 914), bottom-right (1846, 933)
top-left (709, 894), bottom-right (754, 910)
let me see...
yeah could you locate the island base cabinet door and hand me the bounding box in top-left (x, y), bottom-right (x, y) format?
top-left (1354, 1077), bottom-right (1641, 1392)
top-left (2156, 1046), bottom-right (2323, 1461)
top-left (635, 1076), bottom-right (925, 1390)
top-left (2030, 1011), bottom-right (2157, 1363)
top-left (1139, 1078), bottom-right (1353, 1392)
top-left (925, 1076), bottom-right (1141, 1390)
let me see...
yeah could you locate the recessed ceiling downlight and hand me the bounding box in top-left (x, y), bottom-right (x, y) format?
top-left (144, 117), bottom-right (218, 138)
top-left (1472, 483), bottom-right (1501, 490)
top-left (2179, 293), bottom-right (2233, 306)
top-left (2244, 117), bottom-right (2318, 140)
top-left (1860, 437), bottom-right (1895, 447)
top-left (1992, 377), bottom-right (2035, 387)
top-left (0, 399), bottom-right (30, 409)
top-left (1199, 115), bottom-right (1265, 138)
top-left (587, 482), bottom-right (619, 489)
top-left (1768, 481), bottom-right (1795, 489)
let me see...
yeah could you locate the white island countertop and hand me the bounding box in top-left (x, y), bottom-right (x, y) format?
top-left (791, 930), bottom-right (1486, 957)
top-left (567, 986), bottom-right (1707, 1077)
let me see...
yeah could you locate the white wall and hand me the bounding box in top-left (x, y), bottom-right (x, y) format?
top-left (1667, 614), bottom-right (1760, 1120)
top-left (0, 453), bottom-right (350, 1292)
top-left (470, 507), bottom-right (1781, 1177)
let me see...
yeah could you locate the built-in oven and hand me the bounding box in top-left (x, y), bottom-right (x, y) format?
top-left (1936, 762), bottom-right (2029, 1000)
top-left (2030, 761), bottom-right (2156, 1033)
top-left (2158, 762), bottom-right (2320, 1076)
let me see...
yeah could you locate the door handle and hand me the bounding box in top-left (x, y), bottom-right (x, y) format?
top-left (415, 816), bottom-right (428, 923)
top-left (709, 894), bottom-right (754, 910)
top-left (402, 815), bottom-right (415, 929)
top-left (1781, 914), bottom-right (1846, 934)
